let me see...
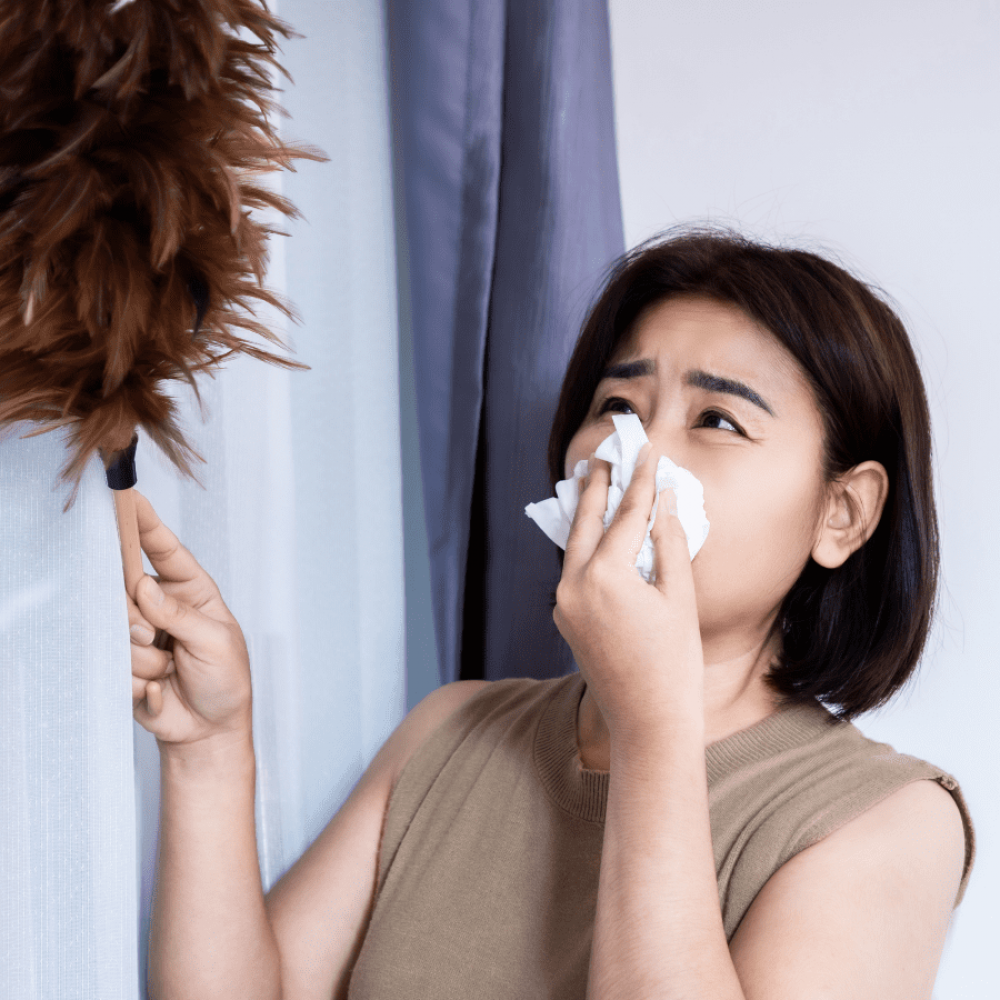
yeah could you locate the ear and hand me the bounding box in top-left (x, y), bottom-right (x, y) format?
top-left (812, 461), bottom-right (890, 569)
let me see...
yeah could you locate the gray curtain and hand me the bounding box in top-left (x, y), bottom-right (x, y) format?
top-left (389, 0), bottom-right (624, 684)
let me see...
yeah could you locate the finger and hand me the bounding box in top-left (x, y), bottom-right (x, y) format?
top-left (129, 617), bottom-right (156, 647)
top-left (130, 669), bottom-right (168, 705)
top-left (135, 572), bottom-right (225, 655)
top-left (599, 442), bottom-right (658, 566)
top-left (133, 688), bottom-right (158, 727)
top-left (562, 454), bottom-right (611, 577)
top-left (146, 680), bottom-right (163, 716)
top-left (132, 490), bottom-right (216, 596)
top-left (131, 641), bottom-right (173, 680)
top-left (124, 586), bottom-right (157, 646)
top-left (651, 486), bottom-right (697, 606)
top-left (125, 578), bottom-right (173, 652)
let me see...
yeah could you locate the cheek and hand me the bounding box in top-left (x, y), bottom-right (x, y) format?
top-left (563, 427), bottom-right (604, 480)
top-left (691, 467), bottom-right (824, 603)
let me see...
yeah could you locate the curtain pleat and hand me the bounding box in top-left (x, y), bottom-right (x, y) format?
top-left (388, 0), bottom-right (507, 687)
top-left (0, 430), bottom-right (139, 999)
top-left (480, 0), bottom-right (625, 681)
top-left (389, 0), bottom-right (624, 684)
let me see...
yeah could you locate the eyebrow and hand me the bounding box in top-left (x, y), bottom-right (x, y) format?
top-left (601, 359), bottom-right (656, 382)
top-left (599, 360), bottom-right (775, 417)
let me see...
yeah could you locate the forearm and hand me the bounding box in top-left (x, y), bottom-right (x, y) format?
top-left (147, 734), bottom-right (281, 1000)
top-left (588, 711), bottom-right (746, 1000)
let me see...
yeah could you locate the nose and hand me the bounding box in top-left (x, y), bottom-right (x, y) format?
top-left (641, 421), bottom-right (690, 471)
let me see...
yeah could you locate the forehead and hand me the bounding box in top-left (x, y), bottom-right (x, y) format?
top-left (615, 294), bottom-right (809, 397)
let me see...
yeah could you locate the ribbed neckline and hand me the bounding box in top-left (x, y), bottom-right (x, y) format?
top-left (533, 670), bottom-right (840, 823)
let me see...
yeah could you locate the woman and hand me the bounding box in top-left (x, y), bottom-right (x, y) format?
top-left (130, 230), bottom-right (975, 1000)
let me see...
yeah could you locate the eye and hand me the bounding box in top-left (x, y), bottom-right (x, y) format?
top-left (699, 409), bottom-right (743, 434)
top-left (597, 396), bottom-right (635, 416)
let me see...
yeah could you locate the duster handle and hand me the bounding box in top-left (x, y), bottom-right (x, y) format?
top-left (112, 488), bottom-right (143, 604)
top-left (102, 433), bottom-right (148, 631)
top-left (102, 433), bottom-right (175, 654)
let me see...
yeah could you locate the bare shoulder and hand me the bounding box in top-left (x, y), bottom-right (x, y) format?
top-left (853, 776), bottom-right (966, 854)
top-left (729, 778), bottom-right (966, 1000)
top-left (813, 778), bottom-right (967, 898)
top-left (387, 680), bottom-right (493, 789)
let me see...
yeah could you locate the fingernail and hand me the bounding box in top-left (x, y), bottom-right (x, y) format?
top-left (587, 451), bottom-right (596, 474)
top-left (130, 624), bottom-right (154, 645)
top-left (637, 442), bottom-right (652, 466)
top-left (665, 486), bottom-right (678, 515)
top-left (146, 577), bottom-right (165, 606)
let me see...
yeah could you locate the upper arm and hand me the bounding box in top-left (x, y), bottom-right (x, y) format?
top-left (264, 679), bottom-right (492, 1000)
top-left (729, 778), bottom-right (967, 1000)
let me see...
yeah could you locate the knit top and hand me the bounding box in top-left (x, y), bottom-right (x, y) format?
top-left (346, 672), bottom-right (976, 1000)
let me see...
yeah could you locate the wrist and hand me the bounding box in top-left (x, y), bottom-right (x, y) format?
top-left (159, 727), bottom-right (257, 780)
top-left (609, 700), bottom-right (705, 765)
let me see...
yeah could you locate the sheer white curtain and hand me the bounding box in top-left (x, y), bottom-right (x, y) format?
top-left (1, 438), bottom-right (140, 998)
top-left (0, 1), bottom-right (406, 996)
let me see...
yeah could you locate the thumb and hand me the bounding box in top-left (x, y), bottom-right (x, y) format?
top-left (651, 488), bottom-right (696, 602)
top-left (136, 575), bottom-right (221, 653)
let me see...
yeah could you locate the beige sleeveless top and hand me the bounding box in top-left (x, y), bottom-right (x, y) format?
top-left (347, 672), bottom-right (975, 999)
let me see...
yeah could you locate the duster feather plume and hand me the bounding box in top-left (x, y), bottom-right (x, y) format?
top-left (0, 0), bottom-right (326, 511)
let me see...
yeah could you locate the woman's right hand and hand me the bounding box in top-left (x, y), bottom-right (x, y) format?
top-left (128, 489), bottom-right (253, 748)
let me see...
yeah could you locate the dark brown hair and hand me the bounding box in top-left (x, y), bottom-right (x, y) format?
top-left (548, 227), bottom-right (938, 723)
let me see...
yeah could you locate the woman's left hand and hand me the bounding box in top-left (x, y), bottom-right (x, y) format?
top-left (553, 443), bottom-right (705, 749)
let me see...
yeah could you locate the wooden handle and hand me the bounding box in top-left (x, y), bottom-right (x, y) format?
top-left (112, 485), bottom-right (174, 653)
top-left (113, 487), bottom-right (144, 605)
top-left (104, 437), bottom-right (174, 653)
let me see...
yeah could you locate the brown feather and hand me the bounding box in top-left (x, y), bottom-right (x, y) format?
top-left (0, 0), bottom-right (326, 511)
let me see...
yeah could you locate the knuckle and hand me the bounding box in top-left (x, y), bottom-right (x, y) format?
top-left (616, 492), bottom-right (637, 516)
top-left (131, 644), bottom-right (167, 680)
top-left (554, 580), bottom-right (573, 611)
top-left (585, 560), bottom-right (612, 590)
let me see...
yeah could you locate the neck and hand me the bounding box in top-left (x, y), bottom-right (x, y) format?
top-left (576, 630), bottom-right (784, 770)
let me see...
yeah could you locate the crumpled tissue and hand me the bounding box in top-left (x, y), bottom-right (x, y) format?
top-left (524, 413), bottom-right (710, 580)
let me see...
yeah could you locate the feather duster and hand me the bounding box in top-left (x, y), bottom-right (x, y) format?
top-left (0, 0), bottom-right (325, 516)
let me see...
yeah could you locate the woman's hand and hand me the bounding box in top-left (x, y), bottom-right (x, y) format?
top-left (553, 443), bottom-right (705, 749)
top-left (127, 489), bottom-right (253, 748)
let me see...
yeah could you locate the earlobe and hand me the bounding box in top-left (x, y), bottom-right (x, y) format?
top-left (811, 462), bottom-right (889, 569)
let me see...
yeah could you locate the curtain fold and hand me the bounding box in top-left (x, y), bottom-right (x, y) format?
top-left (1, 2), bottom-right (405, 996)
top-left (480, 0), bottom-right (625, 681)
top-left (0, 434), bottom-right (139, 999)
top-left (389, 0), bottom-right (625, 684)
top-left (387, 0), bottom-right (506, 688)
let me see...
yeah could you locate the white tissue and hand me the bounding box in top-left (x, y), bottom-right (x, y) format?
top-left (524, 413), bottom-right (710, 580)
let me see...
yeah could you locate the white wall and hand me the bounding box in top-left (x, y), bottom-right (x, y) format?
top-left (608, 2), bottom-right (997, 995)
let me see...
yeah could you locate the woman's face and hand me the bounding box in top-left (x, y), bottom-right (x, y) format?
top-left (563, 294), bottom-right (831, 652)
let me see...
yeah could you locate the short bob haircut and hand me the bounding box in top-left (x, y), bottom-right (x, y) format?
top-left (548, 228), bottom-right (938, 724)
